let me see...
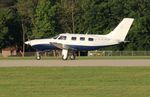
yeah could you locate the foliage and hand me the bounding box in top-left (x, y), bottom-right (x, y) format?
top-left (0, 0), bottom-right (149, 50)
top-left (0, 8), bottom-right (22, 49)
top-left (0, 10), bottom-right (8, 45)
top-left (31, 0), bottom-right (58, 38)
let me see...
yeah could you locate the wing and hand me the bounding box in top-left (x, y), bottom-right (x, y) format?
top-left (50, 42), bottom-right (73, 50)
top-left (50, 42), bottom-right (76, 60)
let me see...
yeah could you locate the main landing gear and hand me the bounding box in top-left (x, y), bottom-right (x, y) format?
top-left (35, 50), bottom-right (76, 60)
top-left (69, 51), bottom-right (76, 60)
top-left (36, 52), bottom-right (41, 60)
top-left (62, 49), bottom-right (76, 60)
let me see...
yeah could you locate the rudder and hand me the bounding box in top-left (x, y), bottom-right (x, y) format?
top-left (107, 18), bottom-right (134, 41)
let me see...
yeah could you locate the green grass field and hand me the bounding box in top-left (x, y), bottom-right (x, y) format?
top-left (0, 67), bottom-right (150, 97)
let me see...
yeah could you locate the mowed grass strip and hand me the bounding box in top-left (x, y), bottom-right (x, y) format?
top-left (0, 67), bottom-right (150, 97)
top-left (0, 56), bottom-right (150, 60)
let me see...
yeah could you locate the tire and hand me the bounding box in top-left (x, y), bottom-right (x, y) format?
top-left (36, 56), bottom-right (41, 60)
top-left (62, 55), bottom-right (68, 60)
top-left (70, 54), bottom-right (76, 60)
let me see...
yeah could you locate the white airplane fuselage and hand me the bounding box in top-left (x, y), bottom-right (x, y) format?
top-left (25, 18), bottom-right (134, 60)
top-left (26, 34), bottom-right (119, 51)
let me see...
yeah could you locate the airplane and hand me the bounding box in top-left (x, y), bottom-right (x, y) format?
top-left (25, 18), bottom-right (134, 60)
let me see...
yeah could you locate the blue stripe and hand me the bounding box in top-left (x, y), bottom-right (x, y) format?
top-left (32, 44), bottom-right (106, 51)
top-left (68, 45), bottom-right (105, 51)
top-left (32, 44), bottom-right (58, 51)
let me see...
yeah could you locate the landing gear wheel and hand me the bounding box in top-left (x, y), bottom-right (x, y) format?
top-left (36, 55), bottom-right (41, 60)
top-left (36, 52), bottom-right (41, 60)
top-left (70, 54), bottom-right (76, 60)
top-left (62, 55), bottom-right (68, 60)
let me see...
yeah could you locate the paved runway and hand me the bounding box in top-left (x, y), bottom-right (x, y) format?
top-left (0, 60), bottom-right (150, 67)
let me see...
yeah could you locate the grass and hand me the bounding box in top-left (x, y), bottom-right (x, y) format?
top-left (0, 67), bottom-right (150, 97)
top-left (0, 56), bottom-right (150, 60)
top-left (78, 56), bottom-right (150, 60)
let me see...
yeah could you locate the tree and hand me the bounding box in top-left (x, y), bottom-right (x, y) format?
top-left (31, 0), bottom-right (58, 38)
top-left (0, 7), bottom-right (22, 49)
top-left (0, 9), bottom-right (8, 48)
top-left (16, 0), bottom-right (39, 55)
top-left (124, 0), bottom-right (150, 50)
top-left (0, 0), bottom-right (150, 51)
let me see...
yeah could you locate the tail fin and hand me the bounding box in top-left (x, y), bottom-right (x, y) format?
top-left (106, 18), bottom-right (134, 41)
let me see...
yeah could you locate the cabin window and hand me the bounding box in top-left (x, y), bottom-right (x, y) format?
top-left (80, 37), bottom-right (85, 41)
top-left (71, 37), bottom-right (77, 40)
top-left (88, 38), bottom-right (94, 41)
top-left (58, 36), bottom-right (66, 40)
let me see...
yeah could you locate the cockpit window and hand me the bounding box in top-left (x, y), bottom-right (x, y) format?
top-left (58, 36), bottom-right (67, 40)
top-left (53, 35), bottom-right (59, 39)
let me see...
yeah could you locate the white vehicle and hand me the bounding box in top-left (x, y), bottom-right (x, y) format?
top-left (25, 18), bottom-right (134, 60)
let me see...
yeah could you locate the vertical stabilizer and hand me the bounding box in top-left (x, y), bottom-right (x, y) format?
top-left (107, 18), bottom-right (134, 41)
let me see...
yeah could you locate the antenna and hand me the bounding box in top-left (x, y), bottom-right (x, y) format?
top-left (86, 30), bottom-right (89, 35)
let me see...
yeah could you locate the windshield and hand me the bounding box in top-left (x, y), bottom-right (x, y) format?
top-left (58, 36), bottom-right (67, 40)
top-left (53, 35), bottom-right (59, 39)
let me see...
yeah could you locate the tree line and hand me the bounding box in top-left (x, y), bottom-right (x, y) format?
top-left (0, 0), bottom-right (150, 51)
